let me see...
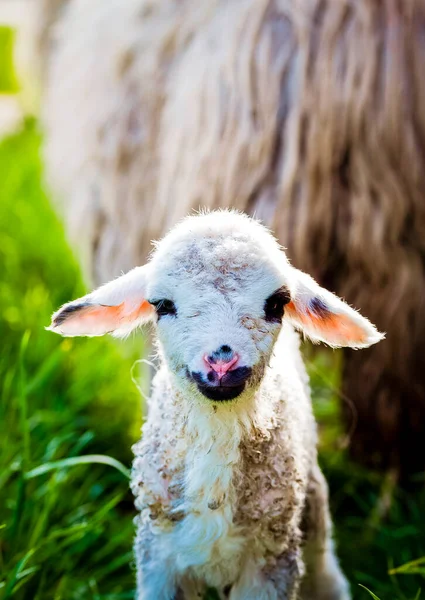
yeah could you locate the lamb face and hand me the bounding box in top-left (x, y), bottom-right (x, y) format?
top-left (145, 215), bottom-right (292, 402)
top-left (48, 211), bottom-right (384, 403)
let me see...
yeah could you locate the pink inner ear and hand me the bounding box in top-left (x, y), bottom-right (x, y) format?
top-left (60, 299), bottom-right (153, 335)
top-left (286, 301), bottom-right (367, 345)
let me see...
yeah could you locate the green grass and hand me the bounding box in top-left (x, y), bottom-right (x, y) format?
top-left (0, 27), bottom-right (18, 93)
top-left (0, 28), bottom-right (424, 600)
top-left (309, 352), bottom-right (425, 600)
top-left (0, 124), bottom-right (144, 599)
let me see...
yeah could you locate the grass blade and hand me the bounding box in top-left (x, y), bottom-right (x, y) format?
top-left (2, 548), bottom-right (36, 599)
top-left (24, 455), bottom-right (131, 480)
top-left (389, 557), bottom-right (425, 576)
top-left (359, 584), bottom-right (382, 600)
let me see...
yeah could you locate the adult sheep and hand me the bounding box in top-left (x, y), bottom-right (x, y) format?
top-left (33, 0), bottom-right (425, 478)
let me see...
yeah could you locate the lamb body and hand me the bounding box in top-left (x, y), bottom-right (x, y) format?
top-left (131, 336), bottom-right (336, 599)
top-left (49, 211), bottom-right (382, 599)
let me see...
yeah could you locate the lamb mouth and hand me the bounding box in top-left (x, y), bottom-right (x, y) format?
top-left (196, 382), bottom-right (246, 401)
top-left (188, 367), bottom-right (252, 401)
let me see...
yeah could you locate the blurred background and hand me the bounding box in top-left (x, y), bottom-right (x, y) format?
top-left (0, 1), bottom-right (424, 599)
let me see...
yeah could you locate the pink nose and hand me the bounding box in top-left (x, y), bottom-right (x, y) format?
top-left (203, 353), bottom-right (239, 378)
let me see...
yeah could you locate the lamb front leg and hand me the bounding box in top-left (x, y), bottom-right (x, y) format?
top-left (134, 520), bottom-right (179, 600)
top-left (135, 568), bottom-right (178, 600)
top-left (135, 559), bottom-right (179, 600)
top-left (229, 551), bottom-right (303, 600)
top-left (300, 466), bottom-right (351, 600)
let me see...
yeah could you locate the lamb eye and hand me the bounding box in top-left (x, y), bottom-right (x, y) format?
top-left (151, 299), bottom-right (177, 318)
top-left (264, 289), bottom-right (291, 323)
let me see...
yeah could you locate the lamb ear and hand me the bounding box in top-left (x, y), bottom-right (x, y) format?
top-left (47, 266), bottom-right (155, 338)
top-left (285, 269), bottom-right (384, 349)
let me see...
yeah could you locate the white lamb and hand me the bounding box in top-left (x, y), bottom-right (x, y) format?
top-left (49, 211), bottom-right (383, 600)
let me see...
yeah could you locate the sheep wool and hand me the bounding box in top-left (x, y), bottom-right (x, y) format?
top-left (49, 211), bottom-right (383, 599)
top-left (30, 0), bottom-right (425, 477)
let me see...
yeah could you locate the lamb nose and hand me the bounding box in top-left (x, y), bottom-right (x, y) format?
top-left (210, 345), bottom-right (234, 363)
top-left (219, 345), bottom-right (232, 354)
top-left (204, 349), bottom-right (239, 377)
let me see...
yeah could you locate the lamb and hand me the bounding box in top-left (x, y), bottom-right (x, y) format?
top-left (48, 211), bottom-right (383, 600)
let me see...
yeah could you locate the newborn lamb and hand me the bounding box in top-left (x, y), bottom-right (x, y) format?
top-left (49, 210), bottom-right (383, 600)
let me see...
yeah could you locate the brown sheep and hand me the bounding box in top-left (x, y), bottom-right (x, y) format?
top-left (27, 0), bottom-right (425, 479)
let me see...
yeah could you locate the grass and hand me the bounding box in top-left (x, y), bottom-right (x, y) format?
top-left (310, 353), bottom-right (425, 600)
top-left (1, 26), bottom-right (424, 600)
top-left (0, 27), bottom-right (18, 93)
top-left (0, 124), bottom-right (144, 599)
